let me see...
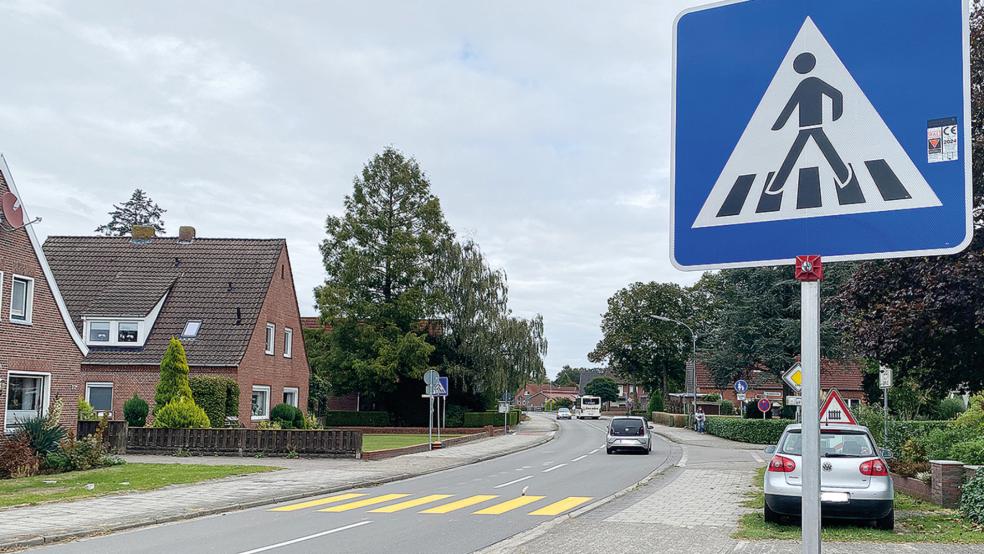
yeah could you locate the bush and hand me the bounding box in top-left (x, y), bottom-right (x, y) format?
top-left (444, 404), bottom-right (465, 428)
top-left (78, 398), bottom-right (98, 421)
top-left (890, 460), bottom-right (930, 478)
top-left (901, 438), bottom-right (928, 464)
top-left (271, 403), bottom-right (304, 429)
top-left (949, 439), bottom-right (984, 465)
top-left (189, 376), bottom-right (238, 428)
top-left (704, 393), bottom-right (721, 402)
top-left (18, 414), bottom-right (66, 456)
top-left (45, 432), bottom-right (111, 472)
top-left (153, 397), bottom-right (210, 429)
top-left (554, 398), bottom-right (574, 410)
top-left (123, 394), bottom-right (149, 427)
top-left (155, 338), bottom-right (194, 412)
top-left (705, 416), bottom-right (789, 444)
top-left (961, 471), bottom-right (984, 525)
top-left (463, 410), bottom-right (520, 427)
top-left (936, 397), bottom-right (966, 420)
top-left (303, 413), bottom-right (322, 430)
top-left (719, 400), bottom-right (735, 416)
top-left (0, 434), bottom-right (39, 478)
top-left (224, 380), bottom-right (240, 419)
top-left (917, 425), bottom-right (979, 460)
top-left (954, 393), bottom-right (984, 429)
top-left (647, 394), bottom-right (664, 414)
top-left (257, 420), bottom-right (282, 430)
top-left (322, 411), bottom-right (390, 427)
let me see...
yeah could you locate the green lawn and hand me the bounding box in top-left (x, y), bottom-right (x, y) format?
top-left (0, 463), bottom-right (278, 509)
top-left (363, 434), bottom-right (464, 452)
top-left (735, 467), bottom-right (984, 543)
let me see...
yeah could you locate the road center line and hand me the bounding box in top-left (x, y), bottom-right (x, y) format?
top-left (589, 449), bottom-right (599, 454)
top-left (542, 463), bottom-right (567, 473)
top-left (494, 475), bottom-right (533, 488)
top-left (237, 521), bottom-right (371, 554)
top-left (571, 455), bottom-right (587, 462)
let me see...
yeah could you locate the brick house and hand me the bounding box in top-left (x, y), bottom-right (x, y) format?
top-left (579, 368), bottom-right (649, 408)
top-left (695, 358), bottom-right (866, 409)
top-left (0, 158), bottom-right (88, 433)
top-left (514, 383), bottom-right (579, 410)
top-left (43, 230), bottom-right (309, 426)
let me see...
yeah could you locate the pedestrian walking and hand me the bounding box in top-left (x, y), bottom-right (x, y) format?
top-left (695, 407), bottom-right (706, 434)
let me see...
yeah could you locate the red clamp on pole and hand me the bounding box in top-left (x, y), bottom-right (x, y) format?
top-left (795, 255), bottom-right (824, 282)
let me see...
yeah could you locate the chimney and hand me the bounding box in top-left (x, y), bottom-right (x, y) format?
top-left (178, 226), bottom-right (196, 243)
top-left (130, 225), bottom-right (155, 241)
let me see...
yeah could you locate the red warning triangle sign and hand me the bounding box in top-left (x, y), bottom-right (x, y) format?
top-left (819, 389), bottom-right (856, 425)
top-left (929, 138), bottom-right (941, 149)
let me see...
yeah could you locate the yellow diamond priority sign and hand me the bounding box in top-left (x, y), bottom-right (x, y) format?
top-left (782, 363), bottom-right (803, 393)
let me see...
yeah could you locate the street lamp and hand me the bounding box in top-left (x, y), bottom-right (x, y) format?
top-left (652, 315), bottom-right (698, 427)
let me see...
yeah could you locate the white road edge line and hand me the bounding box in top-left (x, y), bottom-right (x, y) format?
top-left (589, 449), bottom-right (599, 454)
top-left (676, 449), bottom-right (688, 468)
top-left (495, 475), bottom-right (533, 489)
top-left (542, 463), bottom-right (567, 473)
top-left (237, 521), bottom-right (372, 554)
top-left (571, 455), bottom-right (587, 462)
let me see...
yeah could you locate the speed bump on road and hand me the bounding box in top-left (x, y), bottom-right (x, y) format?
top-left (270, 493), bottom-right (594, 517)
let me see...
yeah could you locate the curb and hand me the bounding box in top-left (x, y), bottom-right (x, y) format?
top-left (0, 424), bottom-right (558, 553)
top-left (649, 427), bottom-right (766, 451)
top-left (475, 435), bottom-right (685, 554)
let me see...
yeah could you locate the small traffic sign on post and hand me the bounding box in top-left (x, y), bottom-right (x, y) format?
top-left (757, 398), bottom-right (772, 416)
top-left (819, 389), bottom-right (857, 425)
top-left (782, 363), bottom-right (803, 393)
top-left (734, 380), bottom-right (749, 394)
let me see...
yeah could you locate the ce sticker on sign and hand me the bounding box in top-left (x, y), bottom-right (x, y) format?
top-left (928, 117), bottom-right (959, 163)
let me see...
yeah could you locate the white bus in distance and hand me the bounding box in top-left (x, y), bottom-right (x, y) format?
top-left (575, 395), bottom-right (601, 419)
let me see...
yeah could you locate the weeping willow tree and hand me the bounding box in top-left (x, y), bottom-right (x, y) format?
top-left (435, 240), bottom-right (547, 400)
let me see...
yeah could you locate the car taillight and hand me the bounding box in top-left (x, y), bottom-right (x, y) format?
top-left (860, 459), bottom-right (888, 476)
top-left (768, 455), bottom-right (796, 473)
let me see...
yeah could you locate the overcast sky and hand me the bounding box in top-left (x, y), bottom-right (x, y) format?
top-left (2, 0), bottom-right (708, 377)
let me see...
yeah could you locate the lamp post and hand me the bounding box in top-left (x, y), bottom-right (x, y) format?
top-left (652, 315), bottom-right (698, 427)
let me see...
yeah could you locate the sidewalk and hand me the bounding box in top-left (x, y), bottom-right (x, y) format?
top-left (0, 416), bottom-right (557, 551)
top-left (650, 423), bottom-right (767, 451)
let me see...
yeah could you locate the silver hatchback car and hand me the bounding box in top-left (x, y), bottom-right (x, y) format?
top-left (606, 416), bottom-right (652, 454)
top-left (764, 423), bottom-right (894, 529)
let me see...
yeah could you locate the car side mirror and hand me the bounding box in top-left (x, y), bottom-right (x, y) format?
top-left (648, 423), bottom-right (655, 430)
top-left (881, 448), bottom-right (893, 460)
top-left (764, 445), bottom-right (776, 455)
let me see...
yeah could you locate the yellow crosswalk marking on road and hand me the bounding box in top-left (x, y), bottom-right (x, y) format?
top-left (473, 496), bottom-right (545, 515)
top-left (368, 494), bottom-right (453, 513)
top-left (529, 496), bottom-right (593, 516)
top-left (270, 493), bottom-right (367, 512)
top-left (420, 495), bottom-right (498, 514)
top-left (319, 494), bottom-right (410, 512)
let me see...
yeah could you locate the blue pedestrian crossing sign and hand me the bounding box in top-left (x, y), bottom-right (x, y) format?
top-left (734, 380), bottom-right (749, 394)
top-left (671, 0), bottom-right (972, 270)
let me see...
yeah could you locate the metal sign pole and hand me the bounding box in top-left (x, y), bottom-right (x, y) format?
top-left (428, 394), bottom-right (434, 450)
top-left (883, 387), bottom-right (889, 448)
top-left (438, 395), bottom-right (442, 443)
top-left (801, 278), bottom-right (821, 554)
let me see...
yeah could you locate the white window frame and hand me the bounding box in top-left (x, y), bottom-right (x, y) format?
top-left (85, 382), bottom-right (114, 416)
top-left (283, 328), bottom-right (293, 358)
top-left (4, 371), bottom-right (50, 433)
top-left (9, 275), bottom-right (34, 325)
top-left (251, 385), bottom-right (271, 420)
top-left (283, 387), bottom-right (299, 408)
top-left (83, 319), bottom-right (144, 347)
top-left (181, 320), bottom-right (203, 338)
top-left (264, 323), bottom-right (275, 355)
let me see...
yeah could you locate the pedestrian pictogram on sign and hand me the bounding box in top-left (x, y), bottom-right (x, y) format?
top-left (692, 18), bottom-right (941, 230)
top-left (819, 389), bottom-right (856, 425)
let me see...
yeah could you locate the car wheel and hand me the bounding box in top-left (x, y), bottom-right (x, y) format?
top-left (764, 501), bottom-right (780, 524)
top-left (606, 448), bottom-right (613, 455)
top-left (875, 508), bottom-right (894, 531)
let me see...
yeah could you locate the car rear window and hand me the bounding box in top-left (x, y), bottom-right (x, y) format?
top-left (779, 430), bottom-right (875, 458)
top-left (610, 419), bottom-right (645, 436)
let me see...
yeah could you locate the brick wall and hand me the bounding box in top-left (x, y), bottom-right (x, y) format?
top-left (236, 246), bottom-right (310, 426)
top-left (0, 174), bottom-right (85, 432)
top-left (81, 365), bottom-right (238, 420)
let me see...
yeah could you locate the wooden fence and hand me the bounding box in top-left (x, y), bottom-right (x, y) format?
top-left (77, 420), bottom-right (128, 454)
top-left (125, 428), bottom-right (362, 458)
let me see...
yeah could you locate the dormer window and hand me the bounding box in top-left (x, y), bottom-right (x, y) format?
top-left (85, 320), bottom-right (143, 347)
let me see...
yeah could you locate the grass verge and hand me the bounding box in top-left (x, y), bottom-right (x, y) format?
top-left (734, 467), bottom-right (984, 543)
top-left (363, 434), bottom-right (465, 452)
top-left (0, 463), bottom-right (277, 509)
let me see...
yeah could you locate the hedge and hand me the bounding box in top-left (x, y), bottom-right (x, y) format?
top-left (463, 410), bottom-right (520, 427)
top-left (323, 411), bottom-right (390, 427)
top-left (706, 416), bottom-right (789, 444)
top-left (189, 376), bottom-right (239, 428)
top-left (652, 412), bottom-right (688, 428)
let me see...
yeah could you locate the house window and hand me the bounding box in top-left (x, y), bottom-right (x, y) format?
top-left (182, 320), bottom-right (202, 338)
top-left (118, 322), bottom-right (139, 343)
top-left (264, 323), bottom-right (275, 355)
top-left (283, 387), bottom-right (299, 408)
top-left (251, 385), bottom-right (271, 420)
top-left (89, 321), bottom-right (111, 342)
top-left (5, 373), bottom-right (48, 433)
top-left (284, 328), bottom-right (293, 358)
top-left (85, 383), bottom-right (113, 415)
top-left (10, 276), bottom-right (34, 324)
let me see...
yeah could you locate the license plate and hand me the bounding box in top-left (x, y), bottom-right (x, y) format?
top-left (821, 492), bottom-right (850, 503)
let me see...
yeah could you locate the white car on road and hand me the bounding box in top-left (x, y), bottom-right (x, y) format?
top-left (764, 423), bottom-right (894, 530)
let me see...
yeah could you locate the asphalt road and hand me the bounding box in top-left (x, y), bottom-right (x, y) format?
top-left (26, 414), bottom-right (679, 554)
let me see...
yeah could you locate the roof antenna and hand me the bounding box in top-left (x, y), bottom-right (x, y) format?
top-left (235, 307), bottom-right (242, 325)
top-left (227, 281), bottom-right (233, 292)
